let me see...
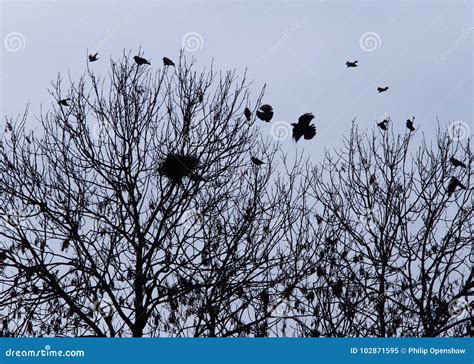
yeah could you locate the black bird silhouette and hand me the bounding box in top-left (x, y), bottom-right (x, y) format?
top-left (369, 174), bottom-right (376, 184)
top-left (163, 57), bottom-right (175, 67)
top-left (58, 98), bottom-right (71, 107)
top-left (316, 214), bottom-right (323, 224)
top-left (450, 157), bottom-right (466, 168)
top-left (159, 153), bottom-right (202, 183)
top-left (244, 107), bottom-right (252, 121)
top-left (251, 157), bottom-right (264, 166)
top-left (292, 113), bottom-right (316, 142)
top-left (377, 86), bottom-right (389, 93)
top-left (447, 177), bottom-right (466, 197)
top-left (197, 92), bottom-right (204, 103)
top-left (88, 52), bottom-right (99, 62)
top-left (134, 56), bottom-right (151, 65)
top-left (346, 60), bottom-right (358, 67)
top-left (256, 104), bottom-right (273, 122)
top-left (377, 119), bottom-right (389, 130)
top-left (406, 117), bottom-right (415, 132)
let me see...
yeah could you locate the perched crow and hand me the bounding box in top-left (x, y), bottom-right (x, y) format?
top-left (406, 117), bottom-right (415, 132)
top-left (251, 157), bottom-right (264, 166)
top-left (163, 57), bottom-right (175, 66)
top-left (88, 52), bottom-right (99, 62)
top-left (369, 174), bottom-right (376, 184)
top-left (377, 119), bottom-right (389, 130)
top-left (346, 60), bottom-right (358, 67)
top-left (447, 177), bottom-right (466, 197)
top-left (159, 153), bottom-right (201, 183)
top-left (450, 157), bottom-right (466, 168)
top-left (58, 98), bottom-right (71, 107)
top-left (377, 86), bottom-right (389, 93)
top-left (256, 104), bottom-right (273, 122)
top-left (134, 56), bottom-right (151, 65)
top-left (244, 107), bottom-right (252, 121)
top-left (292, 113), bottom-right (317, 142)
top-left (197, 92), bottom-right (204, 103)
top-left (316, 214), bottom-right (323, 224)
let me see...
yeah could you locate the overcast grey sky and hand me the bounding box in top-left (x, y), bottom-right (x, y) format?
top-left (1, 0), bottom-right (472, 156)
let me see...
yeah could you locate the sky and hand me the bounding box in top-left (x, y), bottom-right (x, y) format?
top-left (0, 0), bottom-right (472, 157)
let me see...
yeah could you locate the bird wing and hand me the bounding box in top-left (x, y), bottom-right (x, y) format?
top-left (298, 113), bottom-right (314, 125)
top-left (303, 125), bottom-right (317, 140)
top-left (292, 126), bottom-right (303, 142)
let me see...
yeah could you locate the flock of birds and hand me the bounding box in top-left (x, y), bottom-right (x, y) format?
top-left (53, 53), bottom-right (468, 196)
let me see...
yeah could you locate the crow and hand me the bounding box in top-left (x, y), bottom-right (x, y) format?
top-left (197, 92), bottom-right (204, 103)
top-left (346, 60), bottom-right (358, 68)
top-left (292, 113), bottom-right (317, 142)
top-left (369, 174), bottom-right (376, 184)
top-left (251, 157), bottom-right (264, 166)
top-left (88, 52), bottom-right (99, 62)
top-left (377, 119), bottom-right (389, 130)
top-left (316, 214), bottom-right (323, 224)
top-left (406, 117), bottom-right (415, 132)
top-left (244, 107), bottom-right (252, 121)
top-left (450, 157), bottom-right (467, 168)
top-left (163, 57), bottom-right (175, 67)
top-left (377, 86), bottom-right (389, 93)
top-left (256, 104), bottom-right (273, 122)
top-left (134, 56), bottom-right (151, 65)
top-left (58, 98), bottom-right (71, 107)
top-left (447, 177), bottom-right (466, 197)
top-left (159, 153), bottom-right (202, 183)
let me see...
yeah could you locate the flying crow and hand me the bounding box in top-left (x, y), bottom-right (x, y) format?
top-left (256, 104), bottom-right (274, 122)
top-left (292, 113), bottom-right (316, 142)
top-left (134, 56), bottom-right (151, 65)
top-left (377, 119), bottom-right (389, 130)
top-left (88, 52), bottom-right (99, 62)
top-left (377, 86), bottom-right (389, 93)
top-left (346, 60), bottom-right (358, 67)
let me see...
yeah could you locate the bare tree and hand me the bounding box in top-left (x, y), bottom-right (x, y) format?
top-left (0, 52), bottom-right (313, 337)
top-left (0, 53), bottom-right (471, 338)
top-left (282, 123), bottom-right (472, 337)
